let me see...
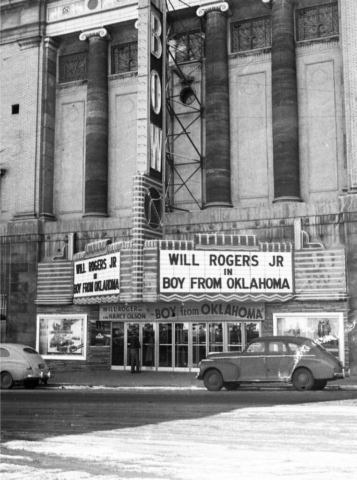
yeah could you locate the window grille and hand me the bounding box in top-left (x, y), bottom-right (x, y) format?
top-left (174, 30), bottom-right (205, 63)
top-left (231, 16), bottom-right (271, 53)
top-left (111, 42), bottom-right (138, 74)
top-left (58, 52), bottom-right (87, 83)
top-left (296, 2), bottom-right (339, 41)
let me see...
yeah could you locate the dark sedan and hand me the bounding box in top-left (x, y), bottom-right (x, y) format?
top-left (197, 336), bottom-right (346, 391)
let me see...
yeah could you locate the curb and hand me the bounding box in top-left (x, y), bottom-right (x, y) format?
top-left (39, 384), bottom-right (357, 391)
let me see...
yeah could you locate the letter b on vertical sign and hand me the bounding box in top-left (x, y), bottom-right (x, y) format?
top-left (150, 6), bottom-right (163, 175)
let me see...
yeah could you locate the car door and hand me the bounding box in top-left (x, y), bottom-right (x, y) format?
top-left (238, 340), bottom-right (267, 381)
top-left (265, 340), bottom-right (290, 381)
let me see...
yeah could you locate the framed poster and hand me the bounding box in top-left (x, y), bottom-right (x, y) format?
top-left (36, 314), bottom-right (87, 360)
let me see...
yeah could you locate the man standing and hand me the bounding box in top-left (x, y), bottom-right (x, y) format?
top-left (130, 332), bottom-right (141, 373)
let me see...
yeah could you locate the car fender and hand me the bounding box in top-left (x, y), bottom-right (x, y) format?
top-left (1, 361), bottom-right (29, 382)
top-left (203, 362), bottom-right (240, 381)
top-left (295, 359), bottom-right (334, 380)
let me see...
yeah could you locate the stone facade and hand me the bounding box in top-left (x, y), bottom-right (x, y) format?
top-left (1, 0), bottom-right (357, 374)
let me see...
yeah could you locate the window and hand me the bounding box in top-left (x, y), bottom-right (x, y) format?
top-left (268, 342), bottom-right (287, 353)
top-left (0, 348), bottom-right (10, 358)
top-left (23, 347), bottom-right (38, 354)
top-left (273, 313), bottom-right (344, 363)
top-left (296, 3), bottom-right (339, 42)
top-left (58, 52), bottom-right (87, 83)
top-left (174, 30), bottom-right (205, 63)
top-left (247, 341), bottom-right (265, 353)
top-left (12, 104), bottom-right (19, 114)
top-left (231, 16), bottom-right (271, 53)
top-left (111, 42), bottom-right (138, 74)
top-left (288, 343), bottom-right (299, 353)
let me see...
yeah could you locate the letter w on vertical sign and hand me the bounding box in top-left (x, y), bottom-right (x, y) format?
top-left (150, 123), bottom-right (162, 172)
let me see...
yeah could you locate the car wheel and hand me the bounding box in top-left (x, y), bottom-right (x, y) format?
top-left (314, 380), bottom-right (327, 390)
top-left (1, 371), bottom-right (14, 390)
top-left (204, 369), bottom-right (224, 392)
top-left (223, 382), bottom-right (240, 391)
top-left (292, 368), bottom-right (315, 391)
top-left (24, 379), bottom-right (39, 389)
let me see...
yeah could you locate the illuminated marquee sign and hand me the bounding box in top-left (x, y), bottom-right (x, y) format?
top-left (74, 253), bottom-right (120, 297)
top-left (160, 251), bottom-right (293, 294)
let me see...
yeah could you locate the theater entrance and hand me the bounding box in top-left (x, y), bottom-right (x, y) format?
top-left (111, 320), bottom-right (261, 371)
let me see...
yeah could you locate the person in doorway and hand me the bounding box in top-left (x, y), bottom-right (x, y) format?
top-left (130, 332), bottom-right (141, 373)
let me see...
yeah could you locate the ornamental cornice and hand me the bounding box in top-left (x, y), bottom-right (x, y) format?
top-left (79, 28), bottom-right (111, 42)
top-left (197, 2), bottom-right (232, 18)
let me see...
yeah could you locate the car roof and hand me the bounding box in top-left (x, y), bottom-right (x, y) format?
top-left (250, 336), bottom-right (312, 344)
top-left (0, 343), bottom-right (36, 350)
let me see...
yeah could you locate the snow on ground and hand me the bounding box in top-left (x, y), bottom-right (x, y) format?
top-left (1, 400), bottom-right (357, 480)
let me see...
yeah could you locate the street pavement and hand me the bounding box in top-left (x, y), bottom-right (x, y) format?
top-left (45, 369), bottom-right (357, 390)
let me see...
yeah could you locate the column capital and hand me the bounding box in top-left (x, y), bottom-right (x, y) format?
top-left (44, 36), bottom-right (59, 51)
top-left (79, 28), bottom-right (111, 42)
top-left (197, 2), bottom-right (232, 18)
top-left (262, 0), bottom-right (299, 8)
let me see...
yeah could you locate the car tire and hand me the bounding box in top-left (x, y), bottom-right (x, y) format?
top-left (223, 382), bottom-right (240, 391)
top-left (204, 369), bottom-right (224, 392)
top-left (292, 368), bottom-right (315, 391)
top-left (313, 380), bottom-right (327, 390)
top-left (1, 371), bottom-right (14, 390)
top-left (24, 379), bottom-right (39, 389)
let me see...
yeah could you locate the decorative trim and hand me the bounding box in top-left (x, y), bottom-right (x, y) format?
top-left (56, 80), bottom-right (87, 95)
top-left (109, 72), bottom-right (138, 85)
top-left (160, 294), bottom-right (294, 303)
top-left (74, 295), bottom-right (121, 304)
top-left (18, 36), bottom-right (42, 50)
top-left (197, 2), bottom-right (231, 17)
top-left (296, 38), bottom-right (340, 56)
top-left (229, 50), bottom-right (271, 67)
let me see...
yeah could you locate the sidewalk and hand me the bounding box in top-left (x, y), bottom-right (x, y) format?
top-left (44, 370), bottom-right (357, 390)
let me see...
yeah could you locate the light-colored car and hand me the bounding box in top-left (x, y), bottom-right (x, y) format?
top-left (0, 343), bottom-right (51, 389)
top-left (197, 336), bottom-right (347, 392)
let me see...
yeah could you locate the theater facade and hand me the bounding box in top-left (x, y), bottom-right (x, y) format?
top-left (35, 227), bottom-right (348, 372)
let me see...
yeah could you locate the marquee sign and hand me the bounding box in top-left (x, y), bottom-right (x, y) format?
top-left (160, 250), bottom-right (293, 294)
top-left (100, 301), bottom-right (265, 321)
top-left (74, 253), bottom-right (120, 297)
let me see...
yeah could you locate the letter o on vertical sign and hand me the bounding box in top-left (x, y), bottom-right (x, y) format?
top-left (151, 70), bottom-right (162, 115)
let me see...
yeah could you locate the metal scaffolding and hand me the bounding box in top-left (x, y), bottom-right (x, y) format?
top-left (164, 2), bottom-right (205, 212)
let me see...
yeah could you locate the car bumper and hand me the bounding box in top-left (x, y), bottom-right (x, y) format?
top-left (27, 371), bottom-right (51, 381)
top-left (333, 368), bottom-right (349, 380)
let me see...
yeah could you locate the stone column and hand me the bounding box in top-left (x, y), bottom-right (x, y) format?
top-left (80, 28), bottom-right (110, 217)
top-left (39, 37), bottom-right (59, 221)
top-left (263, 0), bottom-right (301, 202)
top-left (197, 2), bottom-right (232, 208)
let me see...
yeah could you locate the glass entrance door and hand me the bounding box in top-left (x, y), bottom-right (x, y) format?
top-left (208, 322), bottom-right (223, 353)
top-left (112, 322), bottom-right (125, 366)
top-left (227, 322), bottom-right (242, 351)
top-left (142, 323), bottom-right (155, 369)
top-left (126, 323), bottom-right (140, 368)
top-left (174, 323), bottom-right (189, 369)
top-left (192, 322), bottom-right (206, 367)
